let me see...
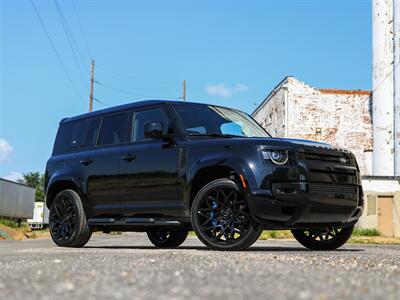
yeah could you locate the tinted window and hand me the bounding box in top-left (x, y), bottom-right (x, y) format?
top-left (80, 117), bottom-right (101, 148)
top-left (132, 108), bottom-right (171, 142)
top-left (98, 112), bottom-right (130, 146)
top-left (52, 117), bottom-right (101, 155)
top-left (53, 121), bottom-right (79, 155)
top-left (173, 104), bottom-right (270, 137)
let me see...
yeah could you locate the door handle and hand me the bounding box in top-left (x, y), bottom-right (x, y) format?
top-left (80, 158), bottom-right (93, 166)
top-left (121, 154), bottom-right (136, 162)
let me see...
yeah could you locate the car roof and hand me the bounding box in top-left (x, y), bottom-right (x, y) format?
top-left (62, 100), bottom-right (213, 123)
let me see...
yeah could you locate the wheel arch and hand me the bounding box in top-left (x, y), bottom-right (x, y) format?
top-left (187, 157), bottom-right (256, 207)
top-left (46, 175), bottom-right (85, 209)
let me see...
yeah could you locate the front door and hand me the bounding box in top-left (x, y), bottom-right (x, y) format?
top-left (378, 196), bottom-right (394, 237)
top-left (118, 107), bottom-right (181, 216)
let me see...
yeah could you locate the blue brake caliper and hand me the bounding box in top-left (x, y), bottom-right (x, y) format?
top-left (210, 201), bottom-right (218, 227)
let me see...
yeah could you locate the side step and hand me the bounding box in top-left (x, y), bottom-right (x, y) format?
top-left (88, 217), bottom-right (182, 227)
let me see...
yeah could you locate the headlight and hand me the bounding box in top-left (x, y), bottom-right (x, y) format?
top-left (261, 149), bottom-right (289, 165)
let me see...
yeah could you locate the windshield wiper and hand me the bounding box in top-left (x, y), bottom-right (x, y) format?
top-left (188, 133), bottom-right (244, 138)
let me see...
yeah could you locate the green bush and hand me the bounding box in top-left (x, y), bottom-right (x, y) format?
top-left (0, 218), bottom-right (19, 228)
top-left (352, 227), bottom-right (380, 236)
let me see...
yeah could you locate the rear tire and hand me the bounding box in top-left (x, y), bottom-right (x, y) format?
top-left (191, 178), bottom-right (262, 251)
top-left (291, 225), bottom-right (354, 250)
top-left (49, 189), bottom-right (92, 247)
top-left (147, 228), bottom-right (188, 248)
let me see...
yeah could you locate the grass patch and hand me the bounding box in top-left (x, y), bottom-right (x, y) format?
top-left (0, 218), bottom-right (50, 239)
top-left (0, 218), bottom-right (20, 228)
top-left (349, 237), bottom-right (380, 244)
top-left (352, 228), bottom-right (380, 237)
top-left (259, 230), bottom-right (292, 240)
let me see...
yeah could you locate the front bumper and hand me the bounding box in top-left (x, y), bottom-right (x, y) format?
top-left (248, 182), bottom-right (363, 229)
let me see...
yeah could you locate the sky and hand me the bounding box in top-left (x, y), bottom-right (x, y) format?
top-left (0, 0), bottom-right (372, 181)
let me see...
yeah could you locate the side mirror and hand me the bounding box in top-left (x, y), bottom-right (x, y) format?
top-left (144, 121), bottom-right (163, 138)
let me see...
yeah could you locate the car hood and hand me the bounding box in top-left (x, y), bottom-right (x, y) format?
top-left (271, 137), bottom-right (351, 154)
top-left (276, 138), bottom-right (330, 147)
top-left (232, 136), bottom-right (350, 154)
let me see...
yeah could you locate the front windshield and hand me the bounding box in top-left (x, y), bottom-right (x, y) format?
top-left (173, 104), bottom-right (270, 138)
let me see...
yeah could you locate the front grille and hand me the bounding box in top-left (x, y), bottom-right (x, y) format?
top-left (302, 149), bottom-right (358, 185)
top-left (310, 183), bottom-right (357, 195)
top-left (305, 152), bottom-right (350, 164)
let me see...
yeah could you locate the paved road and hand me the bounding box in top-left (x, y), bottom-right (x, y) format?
top-left (0, 234), bottom-right (399, 300)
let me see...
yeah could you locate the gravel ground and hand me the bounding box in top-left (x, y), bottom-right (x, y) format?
top-left (0, 233), bottom-right (399, 300)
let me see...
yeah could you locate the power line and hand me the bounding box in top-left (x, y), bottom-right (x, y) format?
top-left (94, 80), bottom-right (153, 98)
top-left (55, 0), bottom-right (88, 69)
top-left (54, 0), bottom-right (88, 85)
top-left (30, 0), bottom-right (85, 106)
top-left (93, 96), bottom-right (107, 106)
top-left (96, 65), bottom-right (181, 86)
top-left (372, 60), bottom-right (400, 94)
top-left (71, 0), bottom-right (92, 62)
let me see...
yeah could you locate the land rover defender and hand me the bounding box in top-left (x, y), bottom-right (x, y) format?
top-left (45, 100), bottom-right (363, 250)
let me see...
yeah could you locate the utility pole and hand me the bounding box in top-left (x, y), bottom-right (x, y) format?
top-left (89, 59), bottom-right (95, 112)
top-left (182, 80), bottom-right (186, 101)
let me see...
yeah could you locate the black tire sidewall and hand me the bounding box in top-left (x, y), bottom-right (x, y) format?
top-left (291, 225), bottom-right (354, 251)
top-left (191, 178), bottom-right (261, 251)
top-left (49, 189), bottom-right (91, 247)
top-left (147, 228), bottom-right (188, 248)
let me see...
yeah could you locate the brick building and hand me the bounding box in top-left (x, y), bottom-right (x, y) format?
top-left (252, 76), bottom-right (400, 237)
top-left (252, 76), bottom-right (373, 176)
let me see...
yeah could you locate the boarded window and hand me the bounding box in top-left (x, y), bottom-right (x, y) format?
top-left (367, 194), bottom-right (377, 216)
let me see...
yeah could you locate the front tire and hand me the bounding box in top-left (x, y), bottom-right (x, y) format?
top-left (49, 189), bottom-right (92, 247)
top-left (147, 228), bottom-right (188, 248)
top-left (291, 225), bottom-right (354, 250)
top-left (191, 178), bottom-right (262, 251)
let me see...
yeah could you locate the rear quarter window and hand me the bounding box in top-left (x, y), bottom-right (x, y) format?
top-left (52, 117), bottom-right (101, 155)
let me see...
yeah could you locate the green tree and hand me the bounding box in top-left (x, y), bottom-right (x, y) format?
top-left (18, 172), bottom-right (45, 202)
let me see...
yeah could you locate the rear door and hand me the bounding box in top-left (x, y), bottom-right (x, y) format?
top-left (77, 111), bottom-right (131, 217)
top-left (118, 106), bottom-right (181, 216)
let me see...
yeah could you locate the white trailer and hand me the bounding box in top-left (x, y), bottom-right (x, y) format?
top-left (0, 178), bottom-right (35, 221)
top-left (28, 202), bottom-right (49, 229)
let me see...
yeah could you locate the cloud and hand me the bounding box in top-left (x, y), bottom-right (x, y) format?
top-left (234, 83), bottom-right (248, 92)
top-left (2, 171), bottom-right (23, 182)
top-left (205, 83), bottom-right (248, 98)
top-left (0, 138), bottom-right (13, 162)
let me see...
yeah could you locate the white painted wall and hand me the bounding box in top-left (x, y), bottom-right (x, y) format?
top-left (253, 87), bottom-right (287, 137)
top-left (372, 0), bottom-right (394, 176)
top-left (394, 0), bottom-right (400, 175)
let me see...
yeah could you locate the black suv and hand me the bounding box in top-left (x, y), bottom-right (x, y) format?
top-left (45, 100), bottom-right (363, 250)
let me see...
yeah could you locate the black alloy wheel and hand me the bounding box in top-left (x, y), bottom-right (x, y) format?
top-left (291, 225), bottom-right (354, 250)
top-left (191, 178), bottom-right (262, 251)
top-left (49, 189), bottom-right (92, 247)
top-left (147, 228), bottom-right (188, 248)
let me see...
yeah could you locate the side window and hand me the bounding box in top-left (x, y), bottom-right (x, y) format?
top-left (53, 121), bottom-right (81, 155)
top-left (80, 117), bottom-right (101, 149)
top-left (132, 108), bottom-right (171, 142)
top-left (97, 112), bottom-right (130, 146)
top-left (69, 121), bottom-right (83, 149)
